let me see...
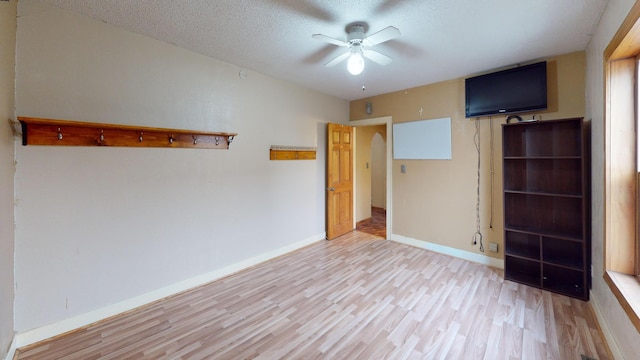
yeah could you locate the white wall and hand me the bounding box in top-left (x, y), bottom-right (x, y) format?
top-left (586, 0), bottom-right (640, 358)
top-left (0, 0), bottom-right (16, 355)
top-left (14, 1), bottom-right (347, 333)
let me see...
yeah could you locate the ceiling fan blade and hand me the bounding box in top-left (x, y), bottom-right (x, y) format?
top-left (363, 26), bottom-right (400, 46)
top-left (324, 51), bottom-right (351, 67)
top-left (363, 49), bottom-right (393, 66)
top-left (312, 33), bottom-right (349, 47)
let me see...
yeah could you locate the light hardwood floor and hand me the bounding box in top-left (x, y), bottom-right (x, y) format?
top-left (15, 231), bottom-right (611, 359)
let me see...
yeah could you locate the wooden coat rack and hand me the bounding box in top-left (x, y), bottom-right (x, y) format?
top-left (18, 117), bottom-right (237, 149)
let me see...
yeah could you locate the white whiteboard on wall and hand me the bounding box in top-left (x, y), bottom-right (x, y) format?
top-left (393, 117), bottom-right (452, 159)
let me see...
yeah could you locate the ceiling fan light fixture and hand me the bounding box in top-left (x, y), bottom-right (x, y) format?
top-left (347, 52), bottom-right (364, 75)
top-left (313, 24), bottom-right (399, 76)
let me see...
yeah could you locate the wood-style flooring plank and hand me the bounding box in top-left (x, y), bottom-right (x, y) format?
top-left (14, 231), bottom-right (612, 359)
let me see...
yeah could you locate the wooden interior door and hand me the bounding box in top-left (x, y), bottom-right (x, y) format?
top-left (326, 123), bottom-right (354, 240)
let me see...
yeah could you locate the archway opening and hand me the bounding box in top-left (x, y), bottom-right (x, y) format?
top-left (355, 131), bottom-right (387, 238)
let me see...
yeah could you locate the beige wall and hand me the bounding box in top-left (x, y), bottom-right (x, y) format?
top-left (350, 51), bottom-right (585, 261)
top-left (0, 0), bottom-right (16, 356)
top-left (14, 1), bottom-right (347, 333)
top-left (586, 0), bottom-right (640, 358)
top-left (355, 125), bottom-right (386, 222)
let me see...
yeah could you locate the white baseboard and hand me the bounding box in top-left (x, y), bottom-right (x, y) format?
top-left (9, 233), bottom-right (326, 353)
top-left (390, 234), bottom-right (504, 269)
top-left (589, 290), bottom-right (623, 360)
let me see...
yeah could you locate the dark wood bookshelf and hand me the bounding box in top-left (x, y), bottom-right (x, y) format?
top-left (502, 118), bottom-right (590, 300)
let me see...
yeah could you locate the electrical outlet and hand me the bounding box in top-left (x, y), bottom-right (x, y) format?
top-left (489, 242), bottom-right (498, 253)
top-left (401, 164), bottom-right (406, 173)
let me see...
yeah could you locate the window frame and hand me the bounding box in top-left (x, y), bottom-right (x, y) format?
top-left (604, 0), bottom-right (640, 333)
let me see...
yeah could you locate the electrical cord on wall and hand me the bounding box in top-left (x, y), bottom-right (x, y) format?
top-left (489, 117), bottom-right (494, 230)
top-left (473, 118), bottom-right (485, 252)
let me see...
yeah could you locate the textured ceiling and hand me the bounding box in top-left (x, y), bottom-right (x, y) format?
top-left (38, 0), bottom-right (609, 101)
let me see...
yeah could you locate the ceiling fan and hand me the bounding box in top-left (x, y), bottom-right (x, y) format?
top-left (312, 24), bottom-right (400, 75)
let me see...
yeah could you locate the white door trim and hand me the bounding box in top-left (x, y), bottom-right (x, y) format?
top-left (350, 116), bottom-right (392, 239)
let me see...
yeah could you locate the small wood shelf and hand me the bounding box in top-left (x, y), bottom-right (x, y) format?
top-left (504, 156), bottom-right (582, 160)
top-left (269, 146), bottom-right (317, 160)
top-left (503, 190), bottom-right (583, 199)
top-left (505, 228), bottom-right (583, 243)
top-left (18, 117), bottom-right (237, 149)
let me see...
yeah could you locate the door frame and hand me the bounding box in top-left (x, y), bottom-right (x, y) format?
top-left (350, 116), bottom-right (393, 240)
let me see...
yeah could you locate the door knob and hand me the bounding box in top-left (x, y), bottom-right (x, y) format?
top-left (326, 187), bottom-right (335, 191)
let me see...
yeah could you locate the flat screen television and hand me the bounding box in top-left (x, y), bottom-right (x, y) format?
top-left (465, 61), bottom-right (547, 118)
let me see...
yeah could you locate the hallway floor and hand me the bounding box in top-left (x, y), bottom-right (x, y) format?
top-left (356, 207), bottom-right (386, 239)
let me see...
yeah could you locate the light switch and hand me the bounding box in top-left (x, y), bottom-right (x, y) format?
top-left (401, 164), bottom-right (406, 173)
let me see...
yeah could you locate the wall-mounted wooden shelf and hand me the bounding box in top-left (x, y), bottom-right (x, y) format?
top-left (270, 146), bottom-right (316, 160)
top-left (18, 117), bottom-right (237, 149)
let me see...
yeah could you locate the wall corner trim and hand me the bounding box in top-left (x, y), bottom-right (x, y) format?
top-left (589, 290), bottom-right (624, 360)
top-left (4, 338), bottom-right (17, 360)
top-left (10, 233), bottom-right (326, 352)
top-left (390, 234), bottom-right (505, 269)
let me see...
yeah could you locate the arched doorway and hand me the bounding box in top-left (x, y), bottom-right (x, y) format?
top-left (371, 132), bottom-right (386, 210)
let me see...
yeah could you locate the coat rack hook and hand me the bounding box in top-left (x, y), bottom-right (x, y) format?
top-left (169, 135), bottom-right (174, 144)
top-left (193, 135), bottom-right (197, 145)
top-left (57, 128), bottom-right (63, 140)
top-left (215, 136), bottom-right (220, 146)
top-left (139, 131), bottom-right (143, 142)
top-left (227, 135), bottom-right (234, 145)
top-left (99, 129), bottom-right (105, 142)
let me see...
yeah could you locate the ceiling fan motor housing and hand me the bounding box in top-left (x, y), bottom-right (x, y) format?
top-left (347, 24), bottom-right (366, 44)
